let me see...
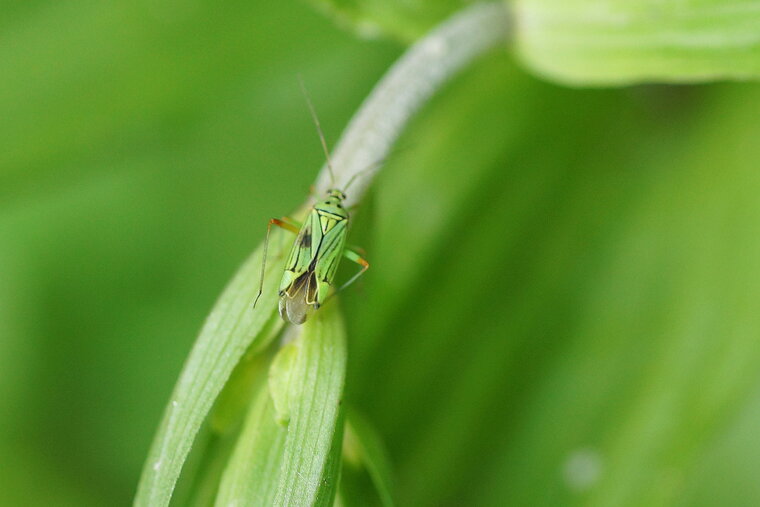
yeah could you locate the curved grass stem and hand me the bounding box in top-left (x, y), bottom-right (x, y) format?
top-left (314, 2), bottom-right (511, 207)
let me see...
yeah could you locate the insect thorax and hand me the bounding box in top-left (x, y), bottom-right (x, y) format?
top-left (315, 191), bottom-right (348, 233)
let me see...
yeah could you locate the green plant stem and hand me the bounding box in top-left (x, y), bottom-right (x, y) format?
top-left (314, 2), bottom-right (511, 207)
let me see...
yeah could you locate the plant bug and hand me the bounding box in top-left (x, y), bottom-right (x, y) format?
top-left (253, 81), bottom-right (370, 325)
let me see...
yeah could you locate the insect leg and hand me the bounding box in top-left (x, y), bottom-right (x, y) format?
top-left (330, 247), bottom-right (370, 299)
top-left (275, 216), bottom-right (302, 253)
top-left (279, 216), bottom-right (302, 229)
top-left (253, 218), bottom-right (301, 308)
top-left (346, 244), bottom-right (367, 256)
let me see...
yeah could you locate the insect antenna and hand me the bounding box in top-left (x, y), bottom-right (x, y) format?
top-left (298, 75), bottom-right (336, 188)
top-left (341, 154), bottom-right (394, 196)
top-left (341, 142), bottom-right (416, 195)
top-left (342, 164), bottom-right (370, 195)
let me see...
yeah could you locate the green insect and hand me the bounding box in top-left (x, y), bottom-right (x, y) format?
top-left (253, 84), bottom-right (369, 325)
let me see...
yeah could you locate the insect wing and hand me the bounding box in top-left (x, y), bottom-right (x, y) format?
top-left (285, 212), bottom-right (316, 270)
top-left (279, 269), bottom-right (318, 324)
top-left (313, 218), bottom-right (347, 295)
top-left (278, 209), bottom-right (323, 324)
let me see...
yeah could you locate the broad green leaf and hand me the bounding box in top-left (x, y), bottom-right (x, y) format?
top-left (134, 230), bottom-right (288, 507)
top-left (214, 302), bottom-right (347, 506)
top-left (306, 0), bottom-right (760, 85)
top-left (305, 0), bottom-right (462, 42)
top-left (344, 46), bottom-right (760, 506)
top-left (515, 0), bottom-right (760, 84)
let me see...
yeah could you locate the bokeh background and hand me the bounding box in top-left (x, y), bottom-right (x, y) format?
top-left (3, 1), bottom-right (760, 506)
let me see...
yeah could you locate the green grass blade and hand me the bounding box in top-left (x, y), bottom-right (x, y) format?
top-left (274, 301), bottom-right (347, 506)
top-left (314, 408), bottom-right (346, 507)
top-left (172, 350), bottom-right (275, 506)
top-left (213, 302), bottom-right (347, 506)
top-left (214, 385), bottom-right (287, 505)
top-left (134, 228), bottom-right (289, 507)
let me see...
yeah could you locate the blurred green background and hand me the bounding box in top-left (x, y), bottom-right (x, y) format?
top-left (3, 1), bottom-right (760, 506)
